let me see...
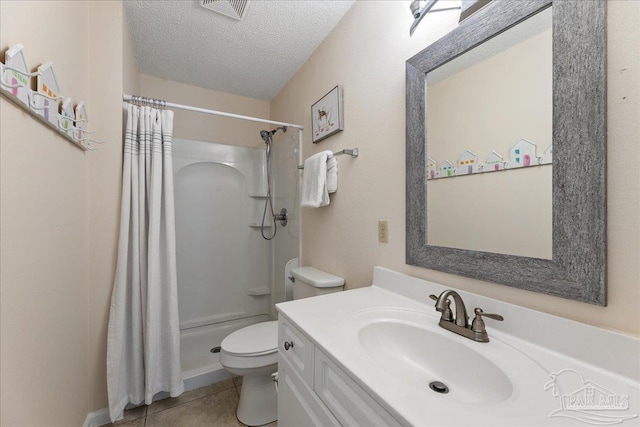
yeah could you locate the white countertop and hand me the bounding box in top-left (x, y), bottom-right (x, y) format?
top-left (276, 267), bottom-right (640, 426)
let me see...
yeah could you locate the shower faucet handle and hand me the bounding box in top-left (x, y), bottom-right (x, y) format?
top-left (274, 208), bottom-right (288, 227)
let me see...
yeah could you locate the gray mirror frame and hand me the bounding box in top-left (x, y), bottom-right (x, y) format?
top-left (406, 0), bottom-right (606, 305)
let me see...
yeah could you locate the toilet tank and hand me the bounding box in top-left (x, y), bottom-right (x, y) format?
top-left (290, 266), bottom-right (344, 300)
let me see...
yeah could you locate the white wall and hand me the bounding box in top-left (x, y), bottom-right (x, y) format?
top-left (0, 1), bottom-right (128, 424)
top-left (87, 1), bottom-right (133, 412)
top-left (138, 73), bottom-right (270, 148)
top-left (271, 0), bottom-right (640, 336)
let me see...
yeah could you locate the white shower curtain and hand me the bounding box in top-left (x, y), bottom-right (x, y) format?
top-left (107, 104), bottom-right (183, 422)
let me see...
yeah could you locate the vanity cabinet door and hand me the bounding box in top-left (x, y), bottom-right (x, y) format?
top-left (279, 317), bottom-right (314, 386)
top-left (314, 349), bottom-right (402, 427)
top-left (278, 353), bottom-right (341, 427)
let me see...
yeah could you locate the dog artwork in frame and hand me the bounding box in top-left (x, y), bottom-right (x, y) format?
top-left (312, 85), bottom-right (343, 143)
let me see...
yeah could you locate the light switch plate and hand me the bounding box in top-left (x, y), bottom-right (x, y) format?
top-left (378, 221), bottom-right (389, 243)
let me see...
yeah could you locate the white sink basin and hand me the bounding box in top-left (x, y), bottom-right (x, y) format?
top-left (344, 308), bottom-right (552, 415)
top-left (358, 319), bottom-right (513, 404)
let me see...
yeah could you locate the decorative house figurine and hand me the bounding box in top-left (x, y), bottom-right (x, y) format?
top-left (35, 62), bottom-right (61, 125)
top-left (2, 44), bottom-right (30, 106)
top-left (441, 160), bottom-right (454, 177)
top-left (540, 144), bottom-right (553, 165)
top-left (508, 138), bottom-right (537, 168)
top-left (0, 43), bottom-right (101, 152)
top-left (60, 98), bottom-right (75, 137)
top-left (427, 157), bottom-right (438, 179)
top-left (457, 150), bottom-right (478, 175)
top-left (74, 101), bottom-right (88, 143)
top-left (485, 150), bottom-right (504, 172)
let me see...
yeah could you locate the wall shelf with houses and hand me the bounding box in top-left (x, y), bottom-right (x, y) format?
top-left (0, 43), bottom-right (104, 151)
top-left (427, 137), bottom-right (552, 180)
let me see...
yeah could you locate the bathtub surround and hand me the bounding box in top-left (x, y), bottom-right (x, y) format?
top-left (172, 139), bottom-right (275, 391)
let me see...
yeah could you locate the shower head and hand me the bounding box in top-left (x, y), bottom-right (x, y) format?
top-left (259, 126), bottom-right (287, 144)
top-left (260, 130), bottom-right (271, 143)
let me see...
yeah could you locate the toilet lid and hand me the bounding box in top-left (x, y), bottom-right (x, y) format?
top-left (221, 321), bottom-right (278, 356)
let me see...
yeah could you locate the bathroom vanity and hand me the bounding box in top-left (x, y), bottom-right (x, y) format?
top-left (278, 316), bottom-right (400, 426)
top-left (276, 268), bottom-right (640, 426)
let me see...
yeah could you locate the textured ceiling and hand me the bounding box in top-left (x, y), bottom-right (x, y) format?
top-left (125, 0), bottom-right (355, 101)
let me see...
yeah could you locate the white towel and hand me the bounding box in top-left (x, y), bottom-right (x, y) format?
top-left (301, 150), bottom-right (337, 208)
top-left (327, 155), bottom-right (338, 194)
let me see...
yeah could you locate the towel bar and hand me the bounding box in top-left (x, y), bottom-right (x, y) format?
top-left (297, 148), bottom-right (358, 170)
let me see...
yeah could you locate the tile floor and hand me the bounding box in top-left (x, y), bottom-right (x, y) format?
top-left (107, 377), bottom-right (277, 427)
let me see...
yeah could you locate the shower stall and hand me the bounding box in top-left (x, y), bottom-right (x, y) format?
top-left (172, 134), bottom-right (300, 390)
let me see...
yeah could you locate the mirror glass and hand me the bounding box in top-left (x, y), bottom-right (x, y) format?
top-left (407, 0), bottom-right (606, 305)
top-left (425, 7), bottom-right (552, 259)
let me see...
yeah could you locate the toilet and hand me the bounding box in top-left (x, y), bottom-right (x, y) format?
top-left (220, 265), bottom-right (344, 426)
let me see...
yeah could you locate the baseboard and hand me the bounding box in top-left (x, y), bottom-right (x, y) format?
top-left (83, 408), bottom-right (111, 427)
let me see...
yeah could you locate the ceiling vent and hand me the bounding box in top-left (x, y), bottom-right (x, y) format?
top-left (200, 0), bottom-right (250, 21)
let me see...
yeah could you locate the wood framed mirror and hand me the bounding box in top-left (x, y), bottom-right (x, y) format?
top-left (406, 0), bottom-right (607, 305)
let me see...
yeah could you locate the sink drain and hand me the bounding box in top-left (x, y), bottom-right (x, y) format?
top-left (429, 381), bottom-right (449, 394)
top-left (210, 346), bottom-right (221, 353)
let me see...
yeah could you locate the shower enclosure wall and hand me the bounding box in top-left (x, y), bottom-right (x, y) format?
top-left (172, 136), bottom-right (299, 390)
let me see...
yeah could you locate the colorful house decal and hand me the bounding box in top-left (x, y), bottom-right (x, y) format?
top-left (36, 62), bottom-right (61, 125)
top-left (508, 138), bottom-right (537, 168)
top-left (427, 157), bottom-right (438, 179)
top-left (2, 44), bottom-right (30, 107)
top-left (440, 160), bottom-right (454, 177)
top-left (457, 150), bottom-right (478, 175)
top-left (74, 101), bottom-right (88, 143)
top-left (485, 151), bottom-right (504, 171)
top-left (60, 98), bottom-right (75, 137)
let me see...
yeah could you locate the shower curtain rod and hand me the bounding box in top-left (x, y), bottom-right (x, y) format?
top-left (122, 94), bottom-right (304, 130)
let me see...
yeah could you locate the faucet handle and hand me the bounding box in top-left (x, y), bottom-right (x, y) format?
top-left (474, 308), bottom-right (503, 321)
top-left (471, 308), bottom-right (503, 333)
top-left (430, 294), bottom-right (453, 322)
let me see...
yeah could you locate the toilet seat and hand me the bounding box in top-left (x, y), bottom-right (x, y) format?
top-left (221, 321), bottom-right (278, 357)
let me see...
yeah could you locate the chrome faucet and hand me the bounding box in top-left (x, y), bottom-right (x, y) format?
top-left (429, 290), bottom-right (503, 343)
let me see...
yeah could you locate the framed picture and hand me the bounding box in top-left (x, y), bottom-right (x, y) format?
top-left (312, 85), bottom-right (343, 143)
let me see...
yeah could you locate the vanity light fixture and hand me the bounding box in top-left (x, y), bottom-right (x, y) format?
top-left (409, 0), bottom-right (462, 36)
